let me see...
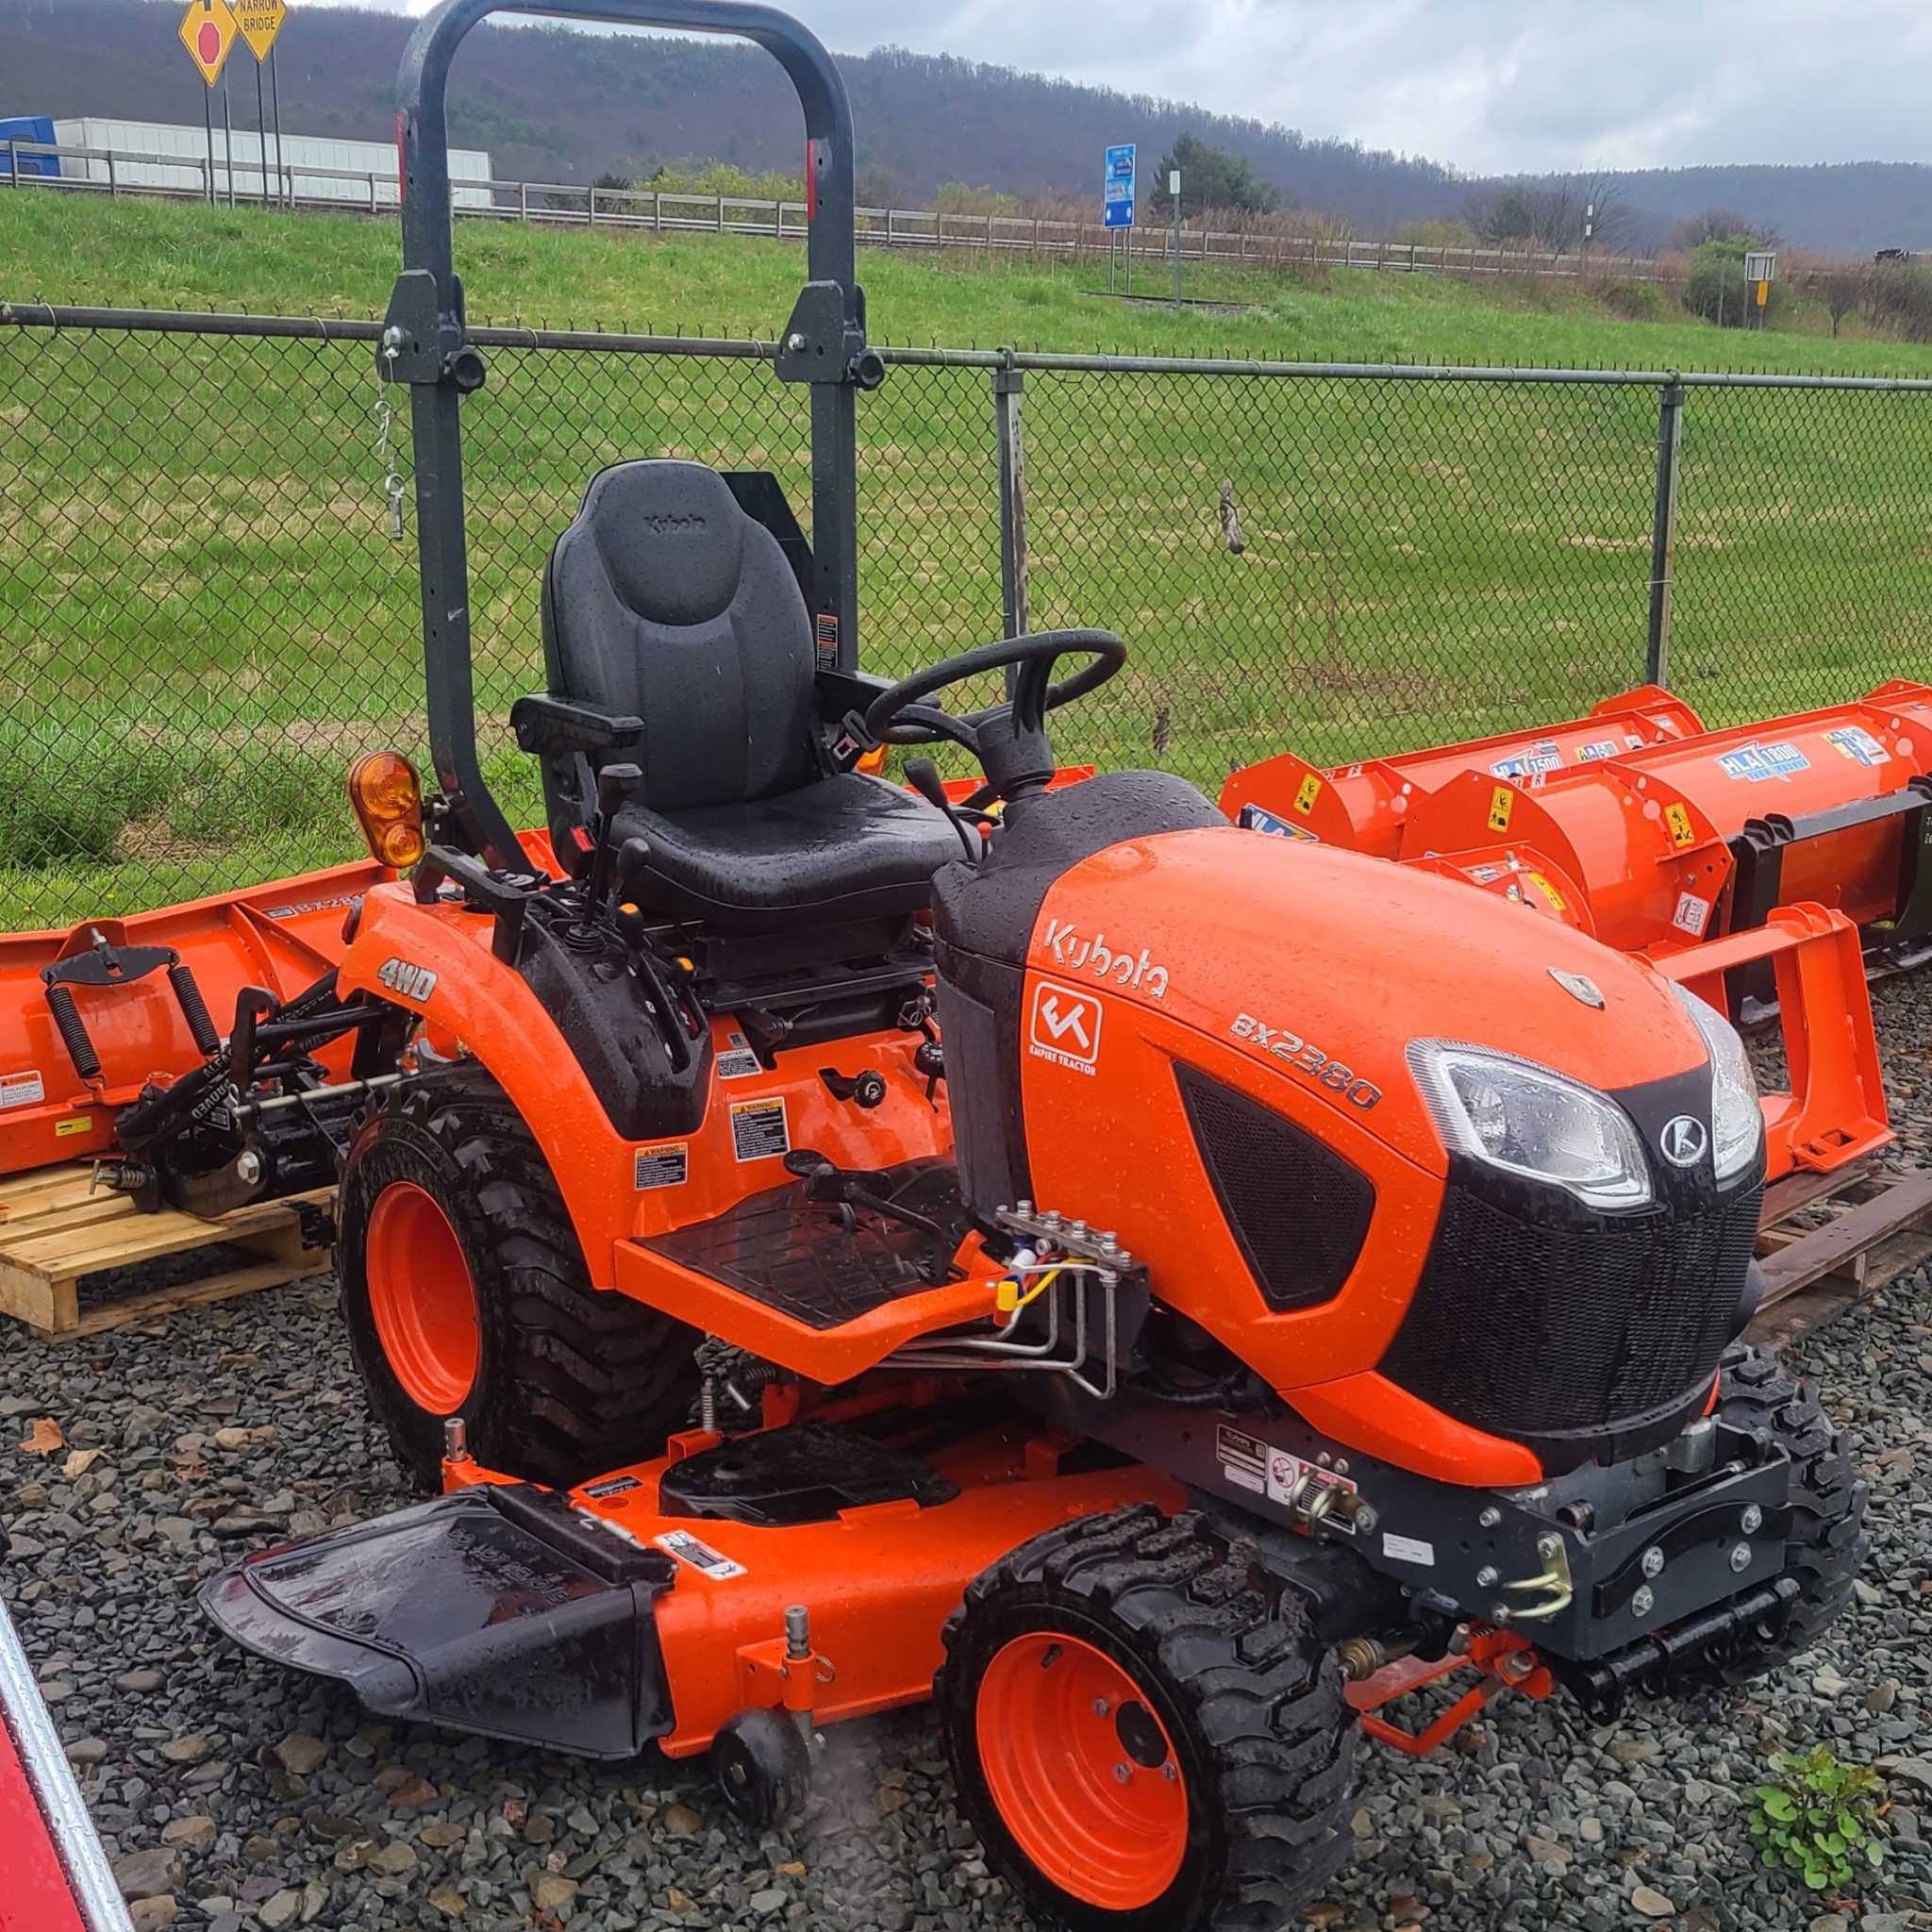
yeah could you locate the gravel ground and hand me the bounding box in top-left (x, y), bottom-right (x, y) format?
top-left (2, 978), bottom-right (1929, 1932)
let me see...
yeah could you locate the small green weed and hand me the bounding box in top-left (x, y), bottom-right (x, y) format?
top-left (1747, 1744), bottom-right (1889, 1892)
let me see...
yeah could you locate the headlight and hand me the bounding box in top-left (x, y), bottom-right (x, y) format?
top-left (1670, 985), bottom-right (1764, 1182)
top-left (1408, 1041), bottom-right (1652, 1210)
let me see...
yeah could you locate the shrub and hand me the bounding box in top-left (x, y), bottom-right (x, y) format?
top-left (1593, 275), bottom-right (1667, 322)
top-left (1746, 1744), bottom-right (1888, 1892)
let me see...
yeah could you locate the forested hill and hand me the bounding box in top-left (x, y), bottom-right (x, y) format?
top-left (4, 0), bottom-right (1929, 251)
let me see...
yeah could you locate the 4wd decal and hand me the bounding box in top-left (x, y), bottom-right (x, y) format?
top-left (376, 958), bottom-right (438, 1004)
top-left (1029, 981), bottom-right (1103, 1073)
top-left (1040, 921), bottom-right (1169, 999)
top-left (1229, 1012), bottom-right (1381, 1109)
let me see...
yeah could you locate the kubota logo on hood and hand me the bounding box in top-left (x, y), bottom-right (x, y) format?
top-left (1040, 920), bottom-right (1170, 1000)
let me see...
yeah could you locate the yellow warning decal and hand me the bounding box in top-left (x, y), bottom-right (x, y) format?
top-left (1293, 774), bottom-right (1322, 815)
top-left (54, 1116), bottom-right (92, 1138)
top-left (1665, 803), bottom-right (1696, 849)
top-left (1487, 785), bottom-right (1514, 833)
top-left (1527, 872), bottom-right (1566, 914)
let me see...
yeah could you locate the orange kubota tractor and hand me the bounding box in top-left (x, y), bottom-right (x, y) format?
top-left (202, 6), bottom-right (1871, 1926)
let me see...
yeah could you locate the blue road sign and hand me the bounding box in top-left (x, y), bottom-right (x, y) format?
top-left (1104, 142), bottom-right (1136, 229)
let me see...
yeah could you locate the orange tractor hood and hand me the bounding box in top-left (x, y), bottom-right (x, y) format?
top-left (1030, 825), bottom-right (1710, 1171)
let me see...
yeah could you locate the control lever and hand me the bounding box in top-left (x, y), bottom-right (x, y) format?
top-left (585, 762), bottom-right (643, 907)
top-left (605, 833), bottom-right (704, 1070)
top-left (904, 758), bottom-right (980, 861)
top-left (610, 836), bottom-right (654, 936)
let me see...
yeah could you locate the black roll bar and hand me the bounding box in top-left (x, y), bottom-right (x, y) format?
top-left (384, 0), bottom-right (874, 868)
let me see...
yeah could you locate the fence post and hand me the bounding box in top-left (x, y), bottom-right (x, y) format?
top-left (1645, 375), bottom-right (1686, 687)
top-left (993, 356), bottom-right (1030, 645)
top-left (7, 140), bottom-right (17, 187)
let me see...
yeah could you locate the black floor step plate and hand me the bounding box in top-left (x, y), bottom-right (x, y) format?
top-left (640, 1159), bottom-right (964, 1330)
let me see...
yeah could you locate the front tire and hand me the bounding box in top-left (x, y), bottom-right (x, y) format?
top-left (939, 1505), bottom-right (1356, 1932)
top-left (339, 1066), bottom-right (702, 1491)
top-left (1670, 1341), bottom-right (1868, 1689)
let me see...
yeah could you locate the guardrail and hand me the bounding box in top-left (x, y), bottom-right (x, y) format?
top-left (2, 137), bottom-right (1677, 283)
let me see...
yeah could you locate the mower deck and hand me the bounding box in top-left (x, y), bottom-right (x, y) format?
top-left (204, 1410), bottom-right (1184, 1762)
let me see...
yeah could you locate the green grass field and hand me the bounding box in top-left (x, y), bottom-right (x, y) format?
top-left (5, 193), bottom-right (1932, 924)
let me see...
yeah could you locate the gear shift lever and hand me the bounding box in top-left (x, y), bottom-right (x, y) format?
top-left (585, 763), bottom-right (642, 908)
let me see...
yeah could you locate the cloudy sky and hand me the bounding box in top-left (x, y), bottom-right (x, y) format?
top-left (335, 0), bottom-right (1932, 175)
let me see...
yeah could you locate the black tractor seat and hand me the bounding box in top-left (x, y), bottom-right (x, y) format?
top-left (527, 460), bottom-right (958, 936)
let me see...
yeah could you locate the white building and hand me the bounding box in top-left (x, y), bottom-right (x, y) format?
top-left (25, 117), bottom-right (493, 208)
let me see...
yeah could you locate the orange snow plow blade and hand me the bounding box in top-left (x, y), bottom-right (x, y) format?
top-left (1220, 686), bottom-right (1705, 858)
top-left (0, 859), bottom-right (394, 1177)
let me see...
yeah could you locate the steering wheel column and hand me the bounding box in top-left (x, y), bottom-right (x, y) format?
top-left (861, 630), bottom-right (1126, 810)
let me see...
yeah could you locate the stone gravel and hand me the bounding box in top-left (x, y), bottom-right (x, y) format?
top-left (2, 975), bottom-right (1929, 1932)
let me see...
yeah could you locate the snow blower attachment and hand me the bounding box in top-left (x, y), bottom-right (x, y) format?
top-left (196, 5), bottom-right (1874, 1925)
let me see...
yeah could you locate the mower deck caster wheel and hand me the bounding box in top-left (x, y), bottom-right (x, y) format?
top-left (710, 1707), bottom-right (813, 1827)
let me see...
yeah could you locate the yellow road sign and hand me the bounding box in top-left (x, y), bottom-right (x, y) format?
top-left (234, 0), bottom-right (287, 63)
top-left (178, 0), bottom-right (239, 86)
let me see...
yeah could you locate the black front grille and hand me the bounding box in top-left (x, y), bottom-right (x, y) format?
top-left (1380, 1173), bottom-right (1762, 1449)
top-left (1177, 1065), bottom-right (1375, 1311)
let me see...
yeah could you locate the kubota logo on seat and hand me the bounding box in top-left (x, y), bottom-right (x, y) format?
top-left (1029, 980), bottom-right (1103, 1073)
top-left (1040, 920), bottom-right (1170, 1000)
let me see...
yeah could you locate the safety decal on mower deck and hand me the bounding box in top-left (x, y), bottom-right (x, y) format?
top-left (0, 1071), bottom-right (45, 1111)
top-left (634, 1143), bottom-right (689, 1190)
top-left (730, 1097), bottom-right (789, 1162)
top-left (655, 1529), bottom-right (746, 1580)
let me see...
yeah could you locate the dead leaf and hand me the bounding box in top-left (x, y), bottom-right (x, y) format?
top-left (18, 1418), bottom-right (64, 1456)
top-left (62, 1447), bottom-right (107, 1478)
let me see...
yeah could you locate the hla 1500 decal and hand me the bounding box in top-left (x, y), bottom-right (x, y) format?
top-left (1229, 1012), bottom-right (1382, 1109)
top-left (1039, 921), bottom-right (1170, 999)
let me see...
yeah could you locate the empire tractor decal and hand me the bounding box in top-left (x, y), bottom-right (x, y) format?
top-left (1027, 980), bottom-right (1103, 1071)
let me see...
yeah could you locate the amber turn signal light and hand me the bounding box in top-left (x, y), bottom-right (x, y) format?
top-left (347, 750), bottom-right (427, 870)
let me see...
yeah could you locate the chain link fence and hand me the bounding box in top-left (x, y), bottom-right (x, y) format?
top-left (4, 306), bottom-right (1931, 924)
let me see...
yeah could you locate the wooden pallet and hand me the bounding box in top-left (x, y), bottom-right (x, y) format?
top-left (0, 1164), bottom-right (333, 1341)
top-left (1747, 1158), bottom-right (1932, 1347)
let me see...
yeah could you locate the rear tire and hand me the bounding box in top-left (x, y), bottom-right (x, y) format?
top-left (339, 1065), bottom-right (702, 1491)
top-left (938, 1505), bottom-right (1356, 1932)
top-left (1673, 1341), bottom-right (1868, 1690)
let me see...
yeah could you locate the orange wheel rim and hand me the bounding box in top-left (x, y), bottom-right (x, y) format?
top-left (975, 1632), bottom-right (1187, 1910)
top-left (365, 1181), bottom-right (479, 1413)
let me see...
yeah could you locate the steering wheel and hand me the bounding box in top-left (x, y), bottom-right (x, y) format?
top-left (862, 629), bottom-right (1126, 806)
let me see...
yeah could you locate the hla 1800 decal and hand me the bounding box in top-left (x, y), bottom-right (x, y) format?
top-left (1039, 921), bottom-right (1169, 999)
top-left (1229, 1012), bottom-right (1382, 1109)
